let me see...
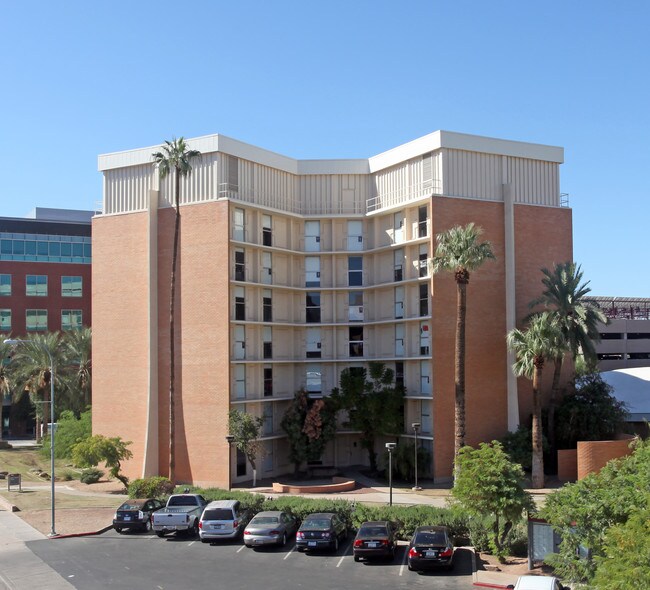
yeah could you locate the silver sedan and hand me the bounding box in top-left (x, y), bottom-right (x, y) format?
top-left (243, 511), bottom-right (299, 548)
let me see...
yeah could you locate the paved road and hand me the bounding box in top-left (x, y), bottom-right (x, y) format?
top-left (28, 528), bottom-right (475, 590)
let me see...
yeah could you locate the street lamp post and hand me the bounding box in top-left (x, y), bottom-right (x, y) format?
top-left (4, 338), bottom-right (58, 537)
top-left (385, 442), bottom-right (396, 507)
top-left (412, 422), bottom-right (422, 491)
top-left (225, 435), bottom-right (235, 491)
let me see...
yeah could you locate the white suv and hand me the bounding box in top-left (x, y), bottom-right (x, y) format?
top-left (198, 500), bottom-right (250, 542)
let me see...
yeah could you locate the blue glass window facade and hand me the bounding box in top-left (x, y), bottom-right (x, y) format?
top-left (0, 232), bottom-right (91, 264)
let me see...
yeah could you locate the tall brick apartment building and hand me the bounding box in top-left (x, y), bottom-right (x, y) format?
top-left (0, 208), bottom-right (93, 437)
top-left (93, 131), bottom-right (572, 486)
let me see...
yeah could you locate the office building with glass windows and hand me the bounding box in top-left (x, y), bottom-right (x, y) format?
top-left (0, 207), bottom-right (93, 437)
top-left (93, 130), bottom-right (572, 486)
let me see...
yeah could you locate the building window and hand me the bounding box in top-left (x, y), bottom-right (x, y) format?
top-left (306, 327), bottom-right (321, 358)
top-left (418, 205), bottom-right (428, 238)
top-left (0, 274), bottom-right (11, 296)
top-left (0, 235), bottom-right (91, 264)
top-left (305, 220), bottom-right (320, 252)
top-left (233, 208), bottom-right (245, 241)
top-left (263, 403), bottom-right (273, 436)
top-left (420, 361), bottom-right (431, 395)
top-left (235, 365), bottom-right (246, 399)
top-left (348, 291), bottom-right (363, 322)
top-left (395, 324), bottom-right (404, 356)
top-left (348, 256), bottom-right (363, 287)
top-left (395, 286), bottom-right (404, 319)
top-left (61, 310), bottom-right (83, 330)
top-left (61, 276), bottom-right (83, 297)
top-left (236, 448), bottom-right (247, 476)
top-left (26, 310), bottom-right (47, 331)
top-left (394, 249), bottom-right (403, 282)
top-left (306, 292), bottom-right (321, 323)
top-left (263, 326), bottom-right (272, 359)
top-left (419, 245), bottom-right (428, 278)
top-left (235, 286), bottom-right (245, 321)
top-left (420, 321), bottom-right (430, 355)
top-left (419, 283), bottom-right (429, 316)
top-left (349, 326), bottom-right (364, 357)
top-left (261, 252), bottom-right (272, 284)
top-left (263, 289), bottom-right (272, 322)
top-left (235, 249), bottom-right (245, 281)
top-left (234, 325), bottom-right (246, 360)
top-left (305, 257), bottom-right (320, 287)
top-left (264, 366), bottom-right (273, 397)
top-left (262, 214), bottom-right (272, 247)
top-left (420, 400), bottom-right (432, 434)
top-left (0, 310), bottom-right (10, 332)
top-left (347, 220), bottom-right (363, 251)
top-left (26, 275), bottom-right (47, 296)
top-left (306, 364), bottom-right (322, 396)
top-left (395, 361), bottom-right (404, 389)
top-left (394, 211), bottom-right (404, 243)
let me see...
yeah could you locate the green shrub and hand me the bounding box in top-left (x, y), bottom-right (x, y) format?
top-left (128, 476), bottom-right (175, 499)
top-left (60, 469), bottom-right (79, 482)
top-left (41, 409), bottom-right (92, 460)
top-left (80, 468), bottom-right (104, 484)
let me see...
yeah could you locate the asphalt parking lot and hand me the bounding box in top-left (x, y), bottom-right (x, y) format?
top-left (27, 528), bottom-right (475, 590)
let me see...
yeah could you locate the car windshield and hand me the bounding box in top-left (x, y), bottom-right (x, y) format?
top-left (251, 517), bottom-right (279, 525)
top-left (203, 509), bottom-right (234, 520)
top-left (359, 525), bottom-right (388, 536)
top-left (302, 519), bottom-right (331, 529)
top-left (415, 531), bottom-right (446, 545)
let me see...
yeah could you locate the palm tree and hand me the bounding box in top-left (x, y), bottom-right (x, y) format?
top-left (63, 327), bottom-right (92, 410)
top-left (529, 262), bottom-right (607, 451)
top-left (431, 223), bottom-right (495, 471)
top-left (0, 340), bottom-right (13, 446)
top-left (152, 138), bottom-right (201, 483)
top-left (507, 312), bottom-right (564, 488)
top-left (9, 333), bottom-right (66, 443)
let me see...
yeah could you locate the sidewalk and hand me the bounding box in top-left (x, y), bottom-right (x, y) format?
top-left (0, 508), bottom-right (74, 590)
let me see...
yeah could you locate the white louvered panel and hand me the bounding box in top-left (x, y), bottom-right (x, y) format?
top-left (444, 149), bottom-right (503, 201)
top-left (507, 157), bottom-right (560, 206)
top-left (104, 164), bottom-right (153, 214)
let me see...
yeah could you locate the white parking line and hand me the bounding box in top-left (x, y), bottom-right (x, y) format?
top-left (188, 541), bottom-right (195, 547)
top-left (283, 548), bottom-right (293, 560)
top-left (336, 541), bottom-right (353, 568)
top-left (237, 545), bottom-right (246, 553)
top-left (399, 545), bottom-right (408, 576)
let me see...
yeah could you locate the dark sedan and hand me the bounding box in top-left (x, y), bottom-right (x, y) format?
top-left (353, 520), bottom-right (398, 562)
top-left (295, 512), bottom-right (348, 553)
top-left (407, 525), bottom-right (455, 571)
top-left (113, 498), bottom-right (165, 533)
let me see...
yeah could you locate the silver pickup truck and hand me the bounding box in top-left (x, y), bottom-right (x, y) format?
top-left (152, 493), bottom-right (208, 537)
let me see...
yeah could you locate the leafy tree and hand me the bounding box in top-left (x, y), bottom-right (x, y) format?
top-left (228, 409), bottom-right (264, 487)
top-left (384, 441), bottom-right (432, 481)
top-left (507, 312), bottom-right (564, 488)
top-left (331, 362), bottom-right (404, 473)
top-left (152, 137), bottom-right (201, 483)
top-left (450, 441), bottom-right (533, 562)
top-left (542, 438), bottom-right (649, 584)
top-left (72, 434), bottom-right (133, 488)
top-left (63, 327), bottom-right (92, 409)
top-left (500, 424), bottom-right (549, 472)
top-left (431, 223), bottom-right (495, 471)
top-left (529, 262), bottom-right (607, 451)
top-left (592, 504), bottom-right (650, 590)
top-left (41, 409), bottom-right (91, 459)
top-left (281, 389), bottom-right (339, 474)
top-left (555, 371), bottom-right (629, 449)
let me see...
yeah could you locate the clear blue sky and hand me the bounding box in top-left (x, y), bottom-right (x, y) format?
top-left (1, 0), bottom-right (648, 297)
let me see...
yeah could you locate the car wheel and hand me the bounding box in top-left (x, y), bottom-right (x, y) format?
top-left (192, 520), bottom-right (199, 537)
top-left (156, 531), bottom-right (166, 538)
top-left (407, 562), bottom-right (414, 571)
top-left (334, 536), bottom-right (339, 552)
top-left (279, 533), bottom-right (287, 547)
top-left (354, 555), bottom-right (360, 562)
top-left (201, 538), bottom-right (210, 544)
top-left (114, 526), bottom-right (123, 534)
top-left (143, 519), bottom-right (152, 533)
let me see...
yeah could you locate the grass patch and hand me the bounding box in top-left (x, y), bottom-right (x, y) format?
top-left (0, 489), bottom-right (122, 511)
top-left (0, 448), bottom-right (73, 482)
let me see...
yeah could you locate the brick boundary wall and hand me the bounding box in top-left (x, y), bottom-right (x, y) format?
top-left (576, 436), bottom-right (635, 480)
top-left (557, 449), bottom-right (578, 482)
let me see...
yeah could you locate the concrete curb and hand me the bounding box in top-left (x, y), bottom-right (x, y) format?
top-left (471, 546), bottom-right (512, 589)
top-left (50, 524), bottom-right (114, 539)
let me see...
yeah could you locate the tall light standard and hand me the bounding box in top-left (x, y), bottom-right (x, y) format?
top-left (412, 422), bottom-right (422, 491)
top-left (385, 442), bottom-right (396, 506)
top-left (4, 338), bottom-right (58, 537)
top-left (225, 435), bottom-right (235, 491)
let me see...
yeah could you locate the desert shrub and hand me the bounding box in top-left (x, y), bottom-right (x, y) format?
top-left (176, 486), bottom-right (266, 514)
top-left (60, 469), bottom-right (79, 481)
top-left (261, 496), bottom-right (357, 529)
top-left (41, 409), bottom-right (92, 460)
top-left (80, 467), bottom-right (104, 484)
top-left (128, 476), bottom-right (175, 499)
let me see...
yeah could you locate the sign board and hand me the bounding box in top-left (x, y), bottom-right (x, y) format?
top-left (7, 473), bottom-right (21, 492)
top-left (528, 518), bottom-right (561, 569)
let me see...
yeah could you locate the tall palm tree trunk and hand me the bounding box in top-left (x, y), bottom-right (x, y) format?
top-left (546, 357), bottom-right (563, 471)
top-left (454, 279), bottom-right (467, 466)
top-left (169, 170), bottom-right (181, 483)
top-left (531, 364), bottom-right (545, 489)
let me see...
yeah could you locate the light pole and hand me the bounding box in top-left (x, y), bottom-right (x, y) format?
top-left (412, 422), bottom-right (422, 491)
top-left (4, 338), bottom-right (58, 537)
top-left (225, 435), bottom-right (235, 491)
top-left (385, 442), bottom-right (396, 506)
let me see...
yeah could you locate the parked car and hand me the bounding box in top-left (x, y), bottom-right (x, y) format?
top-left (198, 500), bottom-right (250, 543)
top-left (407, 525), bottom-right (455, 571)
top-left (243, 510), bottom-right (299, 548)
top-left (353, 520), bottom-right (398, 562)
top-left (295, 512), bottom-right (348, 553)
top-left (507, 576), bottom-right (567, 590)
top-left (113, 498), bottom-right (165, 533)
top-left (152, 493), bottom-right (208, 537)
